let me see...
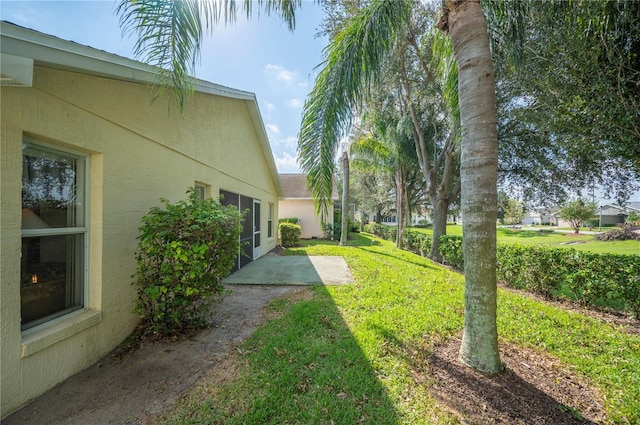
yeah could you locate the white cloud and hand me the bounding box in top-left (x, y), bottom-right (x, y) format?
top-left (266, 123), bottom-right (280, 136)
top-left (274, 151), bottom-right (300, 173)
top-left (263, 102), bottom-right (276, 112)
top-left (287, 98), bottom-right (303, 108)
top-left (284, 136), bottom-right (298, 150)
top-left (264, 64), bottom-right (297, 83)
top-left (266, 125), bottom-right (298, 152)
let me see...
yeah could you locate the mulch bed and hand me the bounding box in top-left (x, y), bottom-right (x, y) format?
top-left (426, 339), bottom-right (606, 424)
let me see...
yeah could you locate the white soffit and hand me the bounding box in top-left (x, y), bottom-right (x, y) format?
top-left (0, 53), bottom-right (33, 86)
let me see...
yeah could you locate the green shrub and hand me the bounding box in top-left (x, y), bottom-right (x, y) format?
top-left (322, 222), bottom-right (340, 240)
top-left (564, 251), bottom-right (640, 315)
top-left (133, 189), bottom-right (243, 337)
top-left (497, 244), bottom-right (568, 297)
top-left (363, 223), bottom-right (397, 242)
top-left (280, 222), bottom-right (301, 247)
top-left (278, 217), bottom-right (299, 224)
top-left (364, 226), bottom-right (640, 317)
top-left (497, 244), bottom-right (640, 316)
top-left (403, 229), bottom-right (432, 257)
top-left (363, 223), bottom-right (383, 237)
top-left (439, 235), bottom-right (464, 269)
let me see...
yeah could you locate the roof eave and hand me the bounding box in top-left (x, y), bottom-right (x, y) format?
top-left (1, 21), bottom-right (283, 197)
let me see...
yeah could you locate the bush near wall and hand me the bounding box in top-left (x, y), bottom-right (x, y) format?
top-left (364, 229), bottom-right (640, 317)
top-left (279, 222), bottom-right (301, 247)
top-left (278, 217), bottom-right (300, 224)
top-left (133, 189), bottom-right (243, 337)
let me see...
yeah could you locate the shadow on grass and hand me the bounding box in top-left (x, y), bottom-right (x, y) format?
top-left (426, 340), bottom-right (602, 424)
top-left (171, 286), bottom-right (401, 424)
top-left (368, 323), bottom-right (602, 424)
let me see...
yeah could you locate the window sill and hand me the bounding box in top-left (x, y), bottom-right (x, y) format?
top-left (21, 309), bottom-right (102, 358)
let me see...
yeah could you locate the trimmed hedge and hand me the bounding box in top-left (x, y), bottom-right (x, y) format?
top-left (279, 217), bottom-right (299, 224)
top-left (279, 222), bottom-right (301, 247)
top-left (363, 223), bottom-right (397, 243)
top-left (363, 229), bottom-right (640, 317)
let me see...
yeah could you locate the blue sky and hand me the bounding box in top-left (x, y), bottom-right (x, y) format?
top-left (1, 0), bottom-right (328, 172)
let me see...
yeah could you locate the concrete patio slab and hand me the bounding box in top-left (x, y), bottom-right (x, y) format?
top-left (222, 255), bottom-right (354, 285)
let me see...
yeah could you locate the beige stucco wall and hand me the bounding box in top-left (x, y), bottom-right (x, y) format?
top-left (278, 199), bottom-right (332, 239)
top-left (0, 66), bottom-right (279, 417)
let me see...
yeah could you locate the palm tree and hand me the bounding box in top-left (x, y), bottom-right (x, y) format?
top-left (438, 0), bottom-right (502, 373)
top-left (299, 0), bottom-right (502, 373)
top-left (118, 0), bottom-right (503, 373)
top-left (350, 95), bottom-right (422, 249)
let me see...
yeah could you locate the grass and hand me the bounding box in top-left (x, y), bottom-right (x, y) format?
top-left (412, 225), bottom-right (640, 255)
top-left (161, 234), bottom-right (639, 424)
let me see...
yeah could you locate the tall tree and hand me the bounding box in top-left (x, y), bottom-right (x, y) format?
top-left (316, 0), bottom-right (462, 261)
top-left (350, 104), bottom-right (422, 248)
top-left (398, 26), bottom-right (462, 261)
top-left (437, 0), bottom-right (501, 373)
top-left (488, 0), bottom-right (640, 204)
top-left (300, 0), bottom-right (502, 373)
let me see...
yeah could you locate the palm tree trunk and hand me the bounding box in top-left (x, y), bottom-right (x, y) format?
top-left (444, 0), bottom-right (502, 374)
top-left (340, 151), bottom-right (350, 246)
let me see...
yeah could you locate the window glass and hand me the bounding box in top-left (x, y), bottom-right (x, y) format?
top-left (22, 145), bottom-right (84, 228)
top-left (268, 203), bottom-right (274, 238)
top-left (194, 184), bottom-right (206, 201)
top-left (21, 142), bottom-right (87, 330)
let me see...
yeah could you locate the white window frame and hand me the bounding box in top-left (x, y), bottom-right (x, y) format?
top-left (268, 202), bottom-right (274, 238)
top-left (21, 140), bottom-right (89, 331)
top-left (194, 182), bottom-right (207, 200)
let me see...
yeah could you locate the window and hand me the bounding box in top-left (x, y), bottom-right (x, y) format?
top-left (21, 142), bottom-right (87, 330)
top-left (268, 202), bottom-right (274, 238)
top-left (194, 183), bottom-right (206, 200)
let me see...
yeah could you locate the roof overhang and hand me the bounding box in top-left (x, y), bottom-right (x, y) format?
top-left (0, 21), bottom-right (283, 197)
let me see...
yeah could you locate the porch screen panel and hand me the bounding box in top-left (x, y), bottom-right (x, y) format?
top-left (240, 195), bottom-right (253, 268)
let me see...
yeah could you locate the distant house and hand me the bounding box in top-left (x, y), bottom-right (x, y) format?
top-left (525, 202), bottom-right (640, 228)
top-left (278, 174), bottom-right (338, 239)
top-left (597, 203), bottom-right (640, 226)
top-left (1, 22), bottom-right (282, 417)
top-left (522, 209), bottom-right (556, 226)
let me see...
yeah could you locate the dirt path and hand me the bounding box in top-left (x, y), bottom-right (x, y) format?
top-left (4, 285), bottom-right (299, 425)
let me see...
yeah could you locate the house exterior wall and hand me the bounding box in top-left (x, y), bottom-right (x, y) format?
top-left (278, 199), bottom-right (331, 239)
top-left (1, 66), bottom-right (279, 417)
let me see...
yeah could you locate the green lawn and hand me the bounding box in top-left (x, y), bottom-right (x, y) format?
top-left (412, 225), bottom-right (640, 255)
top-left (161, 234), bottom-right (639, 424)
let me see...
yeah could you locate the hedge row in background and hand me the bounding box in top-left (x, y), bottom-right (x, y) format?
top-left (497, 244), bottom-right (640, 316)
top-left (363, 225), bottom-right (640, 317)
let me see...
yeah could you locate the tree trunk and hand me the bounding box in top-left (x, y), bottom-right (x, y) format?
top-left (445, 0), bottom-right (502, 374)
top-left (340, 151), bottom-right (350, 246)
top-left (395, 169), bottom-right (405, 249)
top-left (429, 195), bottom-right (448, 262)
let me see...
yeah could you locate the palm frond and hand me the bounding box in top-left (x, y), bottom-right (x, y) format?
top-left (117, 0), bottom-right (302, 109)
top-left (431, 30), bottom-right (459, 136)
top-left (298, 0), bottom-right (412, 219)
